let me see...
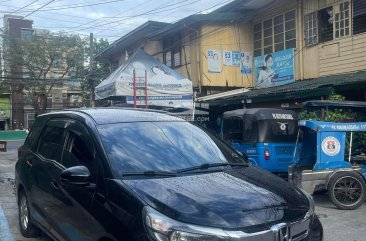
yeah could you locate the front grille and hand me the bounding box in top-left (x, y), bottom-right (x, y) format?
top-left (223, 215), bottom-right (311, 241)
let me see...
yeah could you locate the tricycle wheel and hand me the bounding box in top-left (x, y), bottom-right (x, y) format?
top-left (328, 172), bottom-right (365, 210)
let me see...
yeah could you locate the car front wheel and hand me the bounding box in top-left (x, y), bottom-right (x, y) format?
top-left (328, 172), bottom-right (366, 210)
top-left (19, 191), bottom-right (40, 237)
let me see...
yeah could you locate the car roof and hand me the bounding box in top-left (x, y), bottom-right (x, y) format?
top-left (39, 108), bottom-right (185, 125)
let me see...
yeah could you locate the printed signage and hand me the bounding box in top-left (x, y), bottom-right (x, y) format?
top-left (208, 49), bottom-right (222, 73)
top-left (223, 51), bottom-right (232, 66)
top-left (272, 113), bottom-right (294, 120)
top-left (321, 136), bottom-right (341, 156)
top-left (254, 48), bottom-right (295, 88)
top-left (232, 51), bottom-right (240, 67)
top-left (240, 51), bottom-right (252, 74)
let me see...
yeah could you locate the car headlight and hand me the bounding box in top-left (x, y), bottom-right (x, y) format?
top-left (143, 206), bottom-right (231, 241)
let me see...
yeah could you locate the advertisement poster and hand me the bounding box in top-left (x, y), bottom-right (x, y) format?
top-left (240, 51), bottom-right (252, 74)
top-left (223, 51), bottom-right (232, 66)
top-left (208, 49), bottom-right (222, 73)
top-left (254, 48), bottom-right (294, 88)
top-left (232, 51), bottom-right (240, 66)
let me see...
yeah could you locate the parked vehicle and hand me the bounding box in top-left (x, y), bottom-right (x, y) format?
top-left (220, 108), bottom-right (299, 174)
top-left (289, 120), bottom-right (366, 210)
top-left (16, 108), bottom-right (322, 241)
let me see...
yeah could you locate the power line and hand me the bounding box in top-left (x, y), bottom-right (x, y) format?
top-left (65, 0), bottom-right (154, 31)
top-left (24, 0), bottom-right (56, 18)
top-left (0, 0), bottom-right (126, 13)
top-left (76, 0), bottom-right (234, 55)
top-left (0, 0), bottom-right (40, 20)
top-left (76, 0), bottom-right (194, 32)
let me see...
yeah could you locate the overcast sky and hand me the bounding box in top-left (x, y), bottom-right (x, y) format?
top-left (1, 0), bottom-right (233, 42)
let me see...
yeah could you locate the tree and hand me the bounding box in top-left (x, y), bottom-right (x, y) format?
top-left (80, 38), bottom-right (110, 107)
top-left (3, 31), bottom-right (85, 115)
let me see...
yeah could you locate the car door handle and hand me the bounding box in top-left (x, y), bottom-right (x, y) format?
top-left (26, 160), bottom-right (33, 167)
top-left (94, 193), bottom-right (106, 204)
top-left (50, 181), bottom-right (60, 191)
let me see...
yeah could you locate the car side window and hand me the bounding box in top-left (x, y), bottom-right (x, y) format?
top-left (62, 125), bottom-right (97, 183)
top-left (25, 118), bottom-right (43, 151)
top-left (37, 126), bottom-right (65, 161)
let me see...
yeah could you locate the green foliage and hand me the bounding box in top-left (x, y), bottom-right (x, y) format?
top-left (80, 38), bottom-right (110, 107)
top-left (298, 109), bottom-right (319, 121)
top-left (326, 94), bottom-right (350, 122)
top-left (298, 93), bottom-right (353, 122)
top-left (3, 31), bottom-right (86, 114)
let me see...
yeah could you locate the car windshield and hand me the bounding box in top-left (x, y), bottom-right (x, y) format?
top-left (98, 121), bottom-right (246, 177)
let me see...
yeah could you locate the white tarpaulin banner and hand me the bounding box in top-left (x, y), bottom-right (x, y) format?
top-left (95, 50), bottom-right (193, 108)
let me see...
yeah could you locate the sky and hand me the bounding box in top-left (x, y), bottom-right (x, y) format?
top-left (1, 0), bottom-right (234, 42)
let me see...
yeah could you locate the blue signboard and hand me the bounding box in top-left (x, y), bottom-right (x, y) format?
top-left (254, 48), bottom-right (295, 88)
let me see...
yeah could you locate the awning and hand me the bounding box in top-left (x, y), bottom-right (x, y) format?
top-left (197, 71), bottom-right (366, 106)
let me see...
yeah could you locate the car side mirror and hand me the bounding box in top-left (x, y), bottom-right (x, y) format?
top-left (60, 166), bottom-right (90, 187)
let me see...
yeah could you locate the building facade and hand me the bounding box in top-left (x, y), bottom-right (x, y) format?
top-left (96, 0), bottom-right (366, 108)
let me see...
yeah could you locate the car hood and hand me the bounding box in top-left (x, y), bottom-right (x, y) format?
top-left (122, 166), bottom-right (309, 229)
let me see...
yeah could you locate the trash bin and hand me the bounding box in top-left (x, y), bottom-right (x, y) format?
top-left (0, 141), bottom-right (7, 152)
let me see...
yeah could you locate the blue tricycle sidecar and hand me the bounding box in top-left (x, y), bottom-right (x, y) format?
top-left (289, 120), bottom-right (366, 210)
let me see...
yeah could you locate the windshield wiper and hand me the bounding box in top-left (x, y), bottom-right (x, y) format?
top-left (177, 163), bottom-right (248, 173)
top-left (123, 170), bottom-right (176, 177)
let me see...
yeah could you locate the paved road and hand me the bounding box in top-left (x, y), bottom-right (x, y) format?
top-left (0, 141), bottom-right (365, 241)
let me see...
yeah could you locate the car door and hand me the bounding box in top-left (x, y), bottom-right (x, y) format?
top-left (30, 118), bottom-right (67, 237)
top-left (47, 120), bottom-right (103, 241)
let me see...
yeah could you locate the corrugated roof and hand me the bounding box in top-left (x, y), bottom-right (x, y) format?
top-left (198, 71), bottom-right (366, 105)
top-left (94, 21), bottom-right (169, 61)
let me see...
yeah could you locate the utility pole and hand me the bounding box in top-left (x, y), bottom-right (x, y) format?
top-left (89, 33), bottom-right (95, 107)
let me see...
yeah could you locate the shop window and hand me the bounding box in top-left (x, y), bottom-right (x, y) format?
top-left (274, 15), bottom-right (284, 52)
top-left (254, 23), bottom-right (262, 57)
top-left (173, 49), bottom-right (181, 67)
top-left (305, 1), bottom-right (352, 46)
top-left (285, 10), bottom-right (296, 49)
top-left (164, 49), bottom-right (181, 68)
top-left (319, 7), bottom-right (333, 43)
top-left (353, 0), bottom-right (366, 35)
top-left (304, 12), bottom-right (318, 46)
top-left (253, 9), bottom-right (296, 57)
top-left (164, 50), bottom-right (172, 67)
top-left (263, 19), bottom-right (273, 55)
top-left (334, 1), bottom-right (350, 38)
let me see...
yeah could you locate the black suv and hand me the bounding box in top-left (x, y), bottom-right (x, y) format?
top-left (15, 108), bottom-right (323, 241)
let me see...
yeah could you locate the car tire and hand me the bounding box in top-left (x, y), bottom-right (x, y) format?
top-left (18, 191), bottom-right (40, 238)
top-left (328, 172), bottom-right (366, 210)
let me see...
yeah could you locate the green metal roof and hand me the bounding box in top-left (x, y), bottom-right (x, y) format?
top-left (199, 71), bottom-right (366, 105)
